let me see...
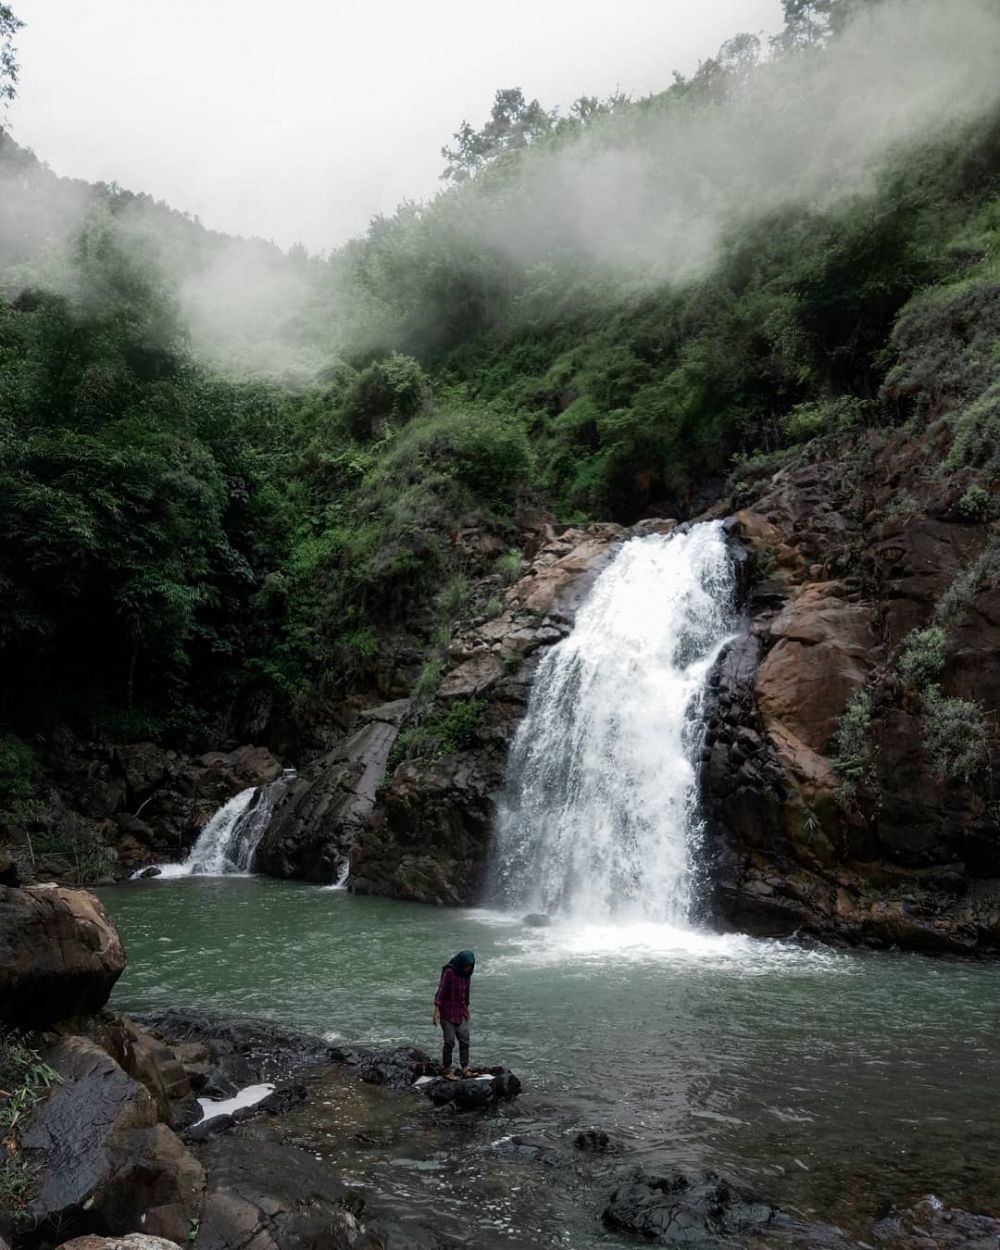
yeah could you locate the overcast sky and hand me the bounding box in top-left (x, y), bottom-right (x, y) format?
top-left (8, 1), bottom-right (784, 253)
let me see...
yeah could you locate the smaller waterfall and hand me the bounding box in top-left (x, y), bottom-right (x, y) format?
top-left (155, 773), bottom-right (290, 878)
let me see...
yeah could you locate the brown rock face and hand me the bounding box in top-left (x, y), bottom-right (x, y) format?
top-left (0, 885), bottom-right (125, 1027)
top-left (755, 581), bottom-right (876, 797)
top-left (347, 523), bottom-right (643, 905)
top-left (701, 430), bottom-right (1000, 955)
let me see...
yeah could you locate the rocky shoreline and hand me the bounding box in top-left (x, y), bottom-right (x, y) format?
top-left (3, 882), bottom-right (999, 1250)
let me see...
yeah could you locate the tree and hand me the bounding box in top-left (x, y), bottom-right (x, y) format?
top-left (0, 4), bottom-right (22, 107)
top-left (775, 0), bottom-right (884, 49)
top-left (441, 88), bottom-right (556, 182)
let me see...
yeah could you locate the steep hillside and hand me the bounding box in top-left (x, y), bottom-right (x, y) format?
top-left (0, 0), bottom-right (998, 954)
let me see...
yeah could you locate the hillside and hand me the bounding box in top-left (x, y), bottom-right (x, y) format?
top-left (0, 0), bottom-right (998, 952)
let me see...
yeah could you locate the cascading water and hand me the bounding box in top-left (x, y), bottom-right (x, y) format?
top-left (492, 522), bottom-right (737, 924)
top-left (155, 773), bottom-right (290, 878)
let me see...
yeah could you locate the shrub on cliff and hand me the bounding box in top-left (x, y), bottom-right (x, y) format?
top-left (833, 689), bottom-right (875, 803)
top-left (921, 688), bottom-right (991, 784)
top-left (897, 626), bottom-right (947, 688)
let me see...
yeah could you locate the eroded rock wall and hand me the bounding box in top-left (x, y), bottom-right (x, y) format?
top-left (700, 430), bottom-right (1000, 954)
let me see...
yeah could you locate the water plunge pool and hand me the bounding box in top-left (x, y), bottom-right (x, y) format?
top-left (100, 877), bottom-right (1000, 1247)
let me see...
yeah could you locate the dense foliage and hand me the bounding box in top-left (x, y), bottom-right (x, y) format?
top-left (0, 0), bottom-right (998, 760)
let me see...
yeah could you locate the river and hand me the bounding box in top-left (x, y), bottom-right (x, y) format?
top-left (100, 876), bottom-right (1000, 1247)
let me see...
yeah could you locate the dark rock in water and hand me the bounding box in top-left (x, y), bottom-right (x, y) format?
top-left (20, 1036), bottom-right (203, 1244)
top-left (194, 1136), bottom-right (358, 1250)
top-left (603, 1167), bottom-right (776, 1246)
top-left (575, 1128), bottom-right (613, 1152)
top-left (872, 1197), bottom-right (1000, 1250)
top-left (357, 1045), bottom-right (436, 1090)
top-left (133, 1007), bottom-right (339, 1085)
top-left (255, 1079), bottom-right (308, 1117)
top-left (137, 865), bottom-right (162, 879)
top-left (0, 885), bottom-right (125, 1028)
top-left (194, 1134), bottom-right (443, 1250)
top-left (422, 1066), bottom-right (521, 1109)
top-left (486, 1066), bottom-right (522, 1099)
top-left (453, 1079), bottom-right (494, 1110)
top-left (182, 1113), bottom-right (233, 1143)
top-left (523, 912), bottom-right (552, 927)
top-left (186, 1080), bottom-right (307, 1138)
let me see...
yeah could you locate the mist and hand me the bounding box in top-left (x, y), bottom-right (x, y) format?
top-left (2, 0), bottom-right (1000, 380)
top-left (473, 0), bottom-right (1000, 282)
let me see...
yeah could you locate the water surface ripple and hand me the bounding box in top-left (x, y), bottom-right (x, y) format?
top-left (101, 879), bottom-right (1000, 1245)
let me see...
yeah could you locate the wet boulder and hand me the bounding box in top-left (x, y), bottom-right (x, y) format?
top-left (194, 1136), bottom-right (381, 1250)
top-left (603, 1167), bottom-right (776, 1246)
top-left (134, 1007), bottom-right (339, 1085)
top-left (421, 1066), bottom-right (521, 1109)
top-left (19, 1037), bottom-right (204, 1244)
top-left (0, 885), bottom-right (125, 1028)
top-left (357, 1045), bottom-right (436, 1090)
top-left (873, 1196), bottom-right (1000, 1250)
top-left (255, 702), bottom-right (408, 882)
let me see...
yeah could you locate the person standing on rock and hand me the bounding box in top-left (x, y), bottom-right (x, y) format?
top-left (433, 949), bottom-right (475, 1078)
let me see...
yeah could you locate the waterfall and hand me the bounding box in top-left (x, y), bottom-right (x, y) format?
top-left (492, 522), bottom-right (736, 924)
top-left (156, 773), bottom-right (290, 878)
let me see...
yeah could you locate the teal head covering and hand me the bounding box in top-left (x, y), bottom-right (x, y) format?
top-left (447, 949), bottom-right (476, 977)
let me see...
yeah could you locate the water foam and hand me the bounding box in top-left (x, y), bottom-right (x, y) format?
top-left (492, 522), bottom-right (737, 924)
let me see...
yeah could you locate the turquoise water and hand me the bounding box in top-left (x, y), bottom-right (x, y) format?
top-left (100, 877), bottom-right (1000, 1245)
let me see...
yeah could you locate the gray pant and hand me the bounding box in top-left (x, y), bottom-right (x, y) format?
top-left (441, 1017), bottom-right (470, 1069)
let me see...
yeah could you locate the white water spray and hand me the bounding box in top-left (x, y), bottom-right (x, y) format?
top-left (493, 522), bottom-right (736, 924)
top-left (155, 775), bottom-right (289, 878)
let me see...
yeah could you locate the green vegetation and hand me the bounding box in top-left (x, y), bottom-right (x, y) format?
top-left (390, 699), bottom-right (487, 766)
top-left (897, 626), bottom-right (947, 688)
top-left (0, 1031), bottom-right (59, 1215)
top-left (921, 687), bottom-right (991, 783)
top-left (937, 532), bottom-right (1000, 623)
top-left (833, 688), bottom-right (875, 804)
top-left (0, 0), bottom-right (998, 755)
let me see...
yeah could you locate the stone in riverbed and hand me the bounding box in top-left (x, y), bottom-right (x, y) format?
top-left (357, 1045), bottom-right (436, 1090)
top-left (603, 1167), bottom-right (776, 1246)
top-left (421, 1066), bottom-right (521, 1109)
top-left (872, 1196), bottom-right (1000, 1250)
top-left (0, 884), bottom-right (125, 1028)
top-left (194, 1135), bottom-right (431, 1250)
top-left (523, 912), bottom-right (551, 927)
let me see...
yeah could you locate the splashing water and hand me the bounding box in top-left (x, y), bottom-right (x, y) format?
top-left (155, 775), bottom-right (289, 878)
top-left (492, 522), bottom-right (737, 924)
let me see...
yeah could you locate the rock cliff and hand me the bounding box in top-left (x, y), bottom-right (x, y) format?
top-left (700, 429), bottom-right (1000, 954)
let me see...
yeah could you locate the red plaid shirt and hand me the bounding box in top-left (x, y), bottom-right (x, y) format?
top-left (434, 966), bottom-right (470, 1024)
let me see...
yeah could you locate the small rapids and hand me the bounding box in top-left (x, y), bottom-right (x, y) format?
top-left (492, 521), bottom-right (737, 923)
